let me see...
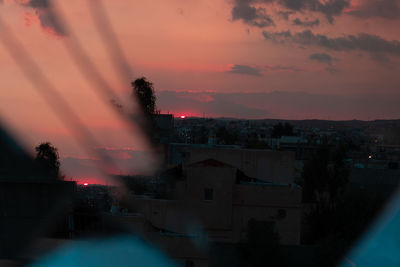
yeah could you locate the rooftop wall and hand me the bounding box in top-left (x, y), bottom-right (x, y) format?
top-left (233, 183), bottom-right (302, 207)
top-left (186, 147), bottom-right (295, 183)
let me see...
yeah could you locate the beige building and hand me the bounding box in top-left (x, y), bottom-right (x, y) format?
top-left (124, 148), bottom-right (302, 266)
top-left (169, 144), bottom-right (296, 184)
top-left (135, 159), bottom-right (301, 245)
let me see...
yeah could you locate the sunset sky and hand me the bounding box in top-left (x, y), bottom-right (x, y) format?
top-left (0, 0), bottom-right (399, 181)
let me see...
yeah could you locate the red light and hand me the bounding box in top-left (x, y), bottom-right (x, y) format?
top-left (180, 115), bottom-right (186, 119)
top-left (83, 183), bottom-right (89, 186)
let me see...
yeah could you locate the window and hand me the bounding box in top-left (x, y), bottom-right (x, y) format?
top-left (204, 188), bottom-right (214, 201)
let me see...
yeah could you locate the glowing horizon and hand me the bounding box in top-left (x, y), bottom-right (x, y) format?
top-left (0, 0), bottom-right (399, 181)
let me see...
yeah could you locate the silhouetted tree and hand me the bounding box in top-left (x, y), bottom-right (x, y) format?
top-left (302, 141), bottom-right (349, 204)
top-left (302, 142), bottom-right (330, 203)
top-left (305, 191), bottom-right (386, 265)
top-left (35, 142), bottom-right (60, 178)
top-left (119, 175), bottom-right (149, 195)
top-left (131, 77), bottom-right (157, 116)
top-left (216, 126), bottom-right (237, 145)
top-left (271, 122), bottom-right (294, 138)
top-left (328, 142), bottom-right (349, 203)
top-left (198, 126), bottom-right (208, 144)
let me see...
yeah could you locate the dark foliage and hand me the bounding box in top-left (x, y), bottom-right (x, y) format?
top-left (272, 122), bottom-right (295, 138)
top-left (216, 126), bottom-right (237, 145)
top-left (131, 77), bottom-right (157, 116)
top-left (119, 175), bottom-right (151, 195)
top-left (198, 126), bottom-right (209, 144)
top-left (305, 192), bottom-right (386, 266)
top-left (247, 139), bottom-right (270, 149)
top-left (301, 141), bottom-right (349, 204)
top-left (34, 142), bottom-right (60, 178)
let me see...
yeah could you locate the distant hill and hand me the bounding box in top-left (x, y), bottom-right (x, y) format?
top-left (178, 117), bottom-right (400, 129)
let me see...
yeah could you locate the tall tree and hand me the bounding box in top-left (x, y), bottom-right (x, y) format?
top-left (35, 142), bottom-right (60, 178)
top-left (302, 141), bottom-right (349, 205)
top-left (131, 77), bottom-right (157, 116)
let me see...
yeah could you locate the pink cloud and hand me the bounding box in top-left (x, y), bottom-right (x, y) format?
top-left (23, 11), bottom-right (38, 27)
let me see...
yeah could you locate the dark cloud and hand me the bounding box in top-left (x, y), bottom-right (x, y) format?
top-left (369, 52), bottom-right (397, 68)
top-left (278, 0), bottom-right (350, 23)
top-left (157, 91), bottom-right (272, 118)
top-left (264, 64), bottom-right (302, 72)
top-left (231, 0), bottom-right (275, 27)
top-left (309, 53), bottom-right (340, 72)
top-left (277, 10), bottom-right (294, 20)
top-left (369, 52), bottom-right (392, 63)
top-left (21, 0), bottom-right (66, 37)
top-left (25, 0), bottom-right (49, 8)
top-left (157, 91), bottom-right (400, 120)
top-left (292, 18), bottom-right (320, 27)
top-left (262, 30), bottom-right (400, 56)
top-left (309, 52), bottom-right (333, 64)
top-left (262, 30), bottom-right (291, 44)
top-left (232, 0), bottom-right (350, 25)
top-left (348, 0), bottom-right (400, 20)
top-left (324, 66), bottom-right (341, 73)
top-left (227, 64), bottom-right (263, 76)
top-left (226, 64), bottom-right (301, 76)
top-left (157, 90), bottom-right (400, 120)
top-left (231, 0), bottom-right (399, 28)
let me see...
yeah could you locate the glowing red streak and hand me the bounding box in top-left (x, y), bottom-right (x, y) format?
top-left (180, 115), bottom-right (186, 119)
top-left (83, 183), bottom-right (89, 186)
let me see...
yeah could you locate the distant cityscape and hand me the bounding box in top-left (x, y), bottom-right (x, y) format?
top-left (1, 0), bottom-right (400, 265)
top-left (3, 114), bottom-right (397, 266)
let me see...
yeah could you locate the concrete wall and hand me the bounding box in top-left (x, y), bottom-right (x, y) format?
top-left (133, 158), bottom-right (302, 255)
top-left (231, 184), bottom-right (302, 245)
top-left (233, 184), bottom-right (301, 206)
top-left (183, 164), bottom-right (236, 230)
top-left (183, 146), bottom-right (295, 183)
top-left (231, 205), bottom-right (301, 245)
